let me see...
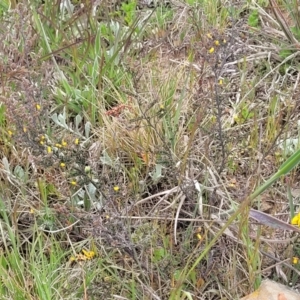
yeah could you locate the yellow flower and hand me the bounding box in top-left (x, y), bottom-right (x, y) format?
top-left (60, 162), bottom-right (66, 168)
top-left (113, 186), bottom-right (120, 192)
top-left (233, 114), bottom-right (239, 123)
top-left (293, 257), bottom-right (299, 264)
top-left (8, 130), bottom-right (13, 136)
top-left (47, 146), bottom-right (52, 154)
top-left (218, 79), bottom-right (223, 85)
top-left (23, 127), bottom-right (27, 133)
top-left (75, 138), bottom-right (79, 145)
top-left (208, 47), bottom-right (214, 54)
top-left (36, 104), bottom-right (41, 110)
top-left (82, 249), bottom-right (96, 260)
top-left (214, 40), bottom-right (220, 46)
top-left (40, 140), bottom-right (44, 145)
top-left (69, 250), bottom-right (96, 262)
top-left (62, 140), bottom-right (67, 147)
top-left (206, 33), bottom-right (213, 39)
top-left (70, 180), bottom-right (77, 186)
top-left (196, 233), bottom-right (202, 241)
top-left (55, 143), bottom-right (62, 148)
top-left (291, 212), bottom-right (300, 226)
top-left (195, 227), bottom-right (203, 241)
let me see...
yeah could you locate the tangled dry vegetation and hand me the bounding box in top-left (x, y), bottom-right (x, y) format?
top-left (1, 0), bottom-right (300, 299)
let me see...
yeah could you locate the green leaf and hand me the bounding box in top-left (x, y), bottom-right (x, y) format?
top-left (152, 248), bottom-right (166, 262)
top-left (100, 150), bottom-right (114, 167)
top-left (278, 149), bottom-right (300, 176)
top-left (75, 114), bottom-right (83, 132)
top-left (14, 166), bottom-right (26, 182)
top-left (279, 49), bottom-right (293, 60)
top-left (248, 10), bottom-right (259, 28)
top-left (149, 164), bottom-right (164, 184)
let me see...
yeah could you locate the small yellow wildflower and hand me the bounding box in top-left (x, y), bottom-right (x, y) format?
top-left (291, 213), bottom-right (300, 226)
top-left (36, 104), bottom-right (41, 110)
top-left (195, 227), bottom-right (204, 241)
top-left (214, 40), bottom-right (220, 46)
top-left (219, 79), bottom-right (223, 85)
top-left (206, 33), bottom-right (213, 39)
top-left (208, 47), bottom-right (215, 54)
top-left (196, 233), bottom-right (202, 241)
top-left (70, 250), bottom-right (96, 262)
top-left (23, 127), bottom-right (27, 133)
top-left (233, 114), bottom-right (239, 123)
top-left (61, 140), bottom-right (67, 147)
top-left (82, 249), bottom-right (95, 260)
top-left (8, 130), bottom-right (13, 136)
top-left (47, 146), bottom-right (52, 154)
top-left (40, 140), bottom-right (44, 145)
top-left (55, 143), bottom-right (62, 148)
top-left (70, 180), bottom-right (77, 186)
top-left (293, 257), bottom-right (299, 264)
top-left (60, 162), bottom-right (66, 168)
top-left (75, 138), bottom-right (79, 145)
top-left (30, 208), bottom-right (35, 214)
top-left (113, 186), bottom-right (120, 192)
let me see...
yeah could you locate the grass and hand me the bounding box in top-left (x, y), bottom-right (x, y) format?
top-left (1, 0), bottom-right (300, 299)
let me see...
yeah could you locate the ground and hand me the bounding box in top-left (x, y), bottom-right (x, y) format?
top-left (1, 0), bottom-right (300, 299)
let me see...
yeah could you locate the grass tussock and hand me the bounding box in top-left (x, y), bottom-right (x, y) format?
top-left (1, 0), bottom-right (300, 299)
